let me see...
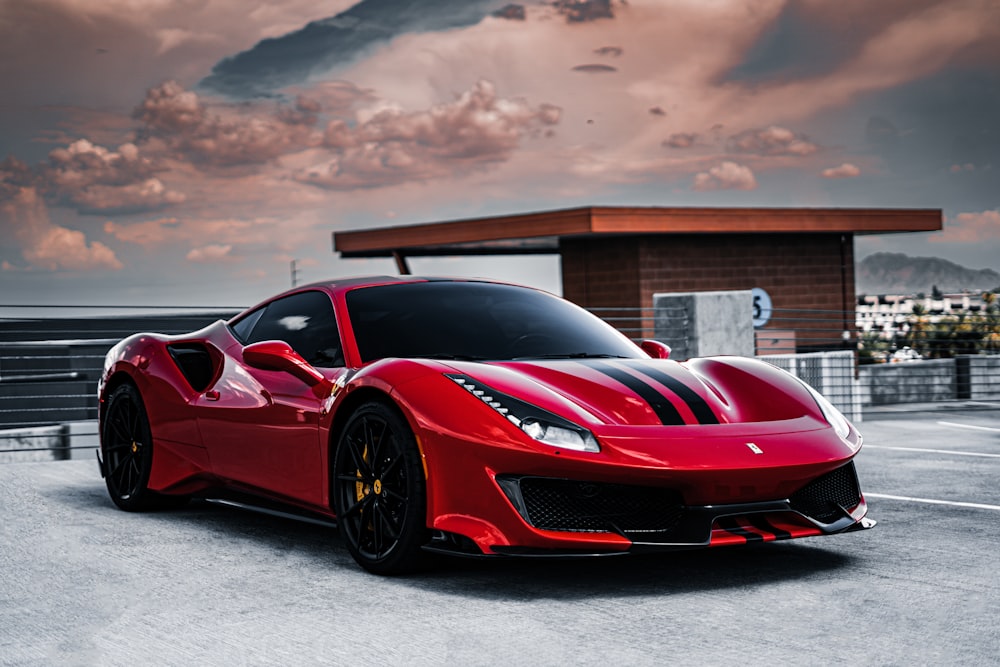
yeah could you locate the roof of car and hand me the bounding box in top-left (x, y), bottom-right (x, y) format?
top-left (300, 275), bottom-right (502, 290)
top-left (259, 275), bottom-right (519, 305)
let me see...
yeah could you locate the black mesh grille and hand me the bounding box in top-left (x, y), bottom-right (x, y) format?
top-left (512, 477), bottom-right (684, 537)
top-left (789, 462), bottom-right (861, 523)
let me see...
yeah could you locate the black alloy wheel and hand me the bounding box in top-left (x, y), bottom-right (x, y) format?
top-left (102, 383), bottom-right (185, 511)
top-left (333, 402), bottom-right (428, 574)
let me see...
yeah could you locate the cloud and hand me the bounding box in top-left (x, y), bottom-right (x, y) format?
top-left (199, 0), bottom-right (508, 97)
top-left (932, 210), bottom-right (1000, 243)
top-left (821, 163), bottom-right (861, 179)
top-left (67, 178), bottom-right (185, 214)
top-left (663, 133), bottom-right (698, 149)
top-left (134, 82), bottom-right (205, 134)
top-left (324, 0), bottom-right (992, 197)
top-left (297, 80), bottom-right (560, 190)
top-left (103, 217), bottom-right (183, 246)
top-left (301, 80), bottom-right (378, 114)
top-left (105, 215), bottom-right (290, 251)
top-left (4, 0), bottom-right (998, 291)
top-left (134, 81), bottom-right (322, 167)
top-left (0, 0), bottom-right (354, 134)
top-left (554, 0), bottom-right (615, 23)
top-left (54, 140), bottom-right (179, 212)
top-left (727, 126), bottom-right (818, 156)
top-left (571, 64), bottom-right (618, 74)
top-left (24, 226), bottom-right (123, 271)
top-left (493, 4), bottom-right (526, 20)
top-left (740, 2), bottom-right (998, 123)
top-left (722, 1), bottom-right (930, 85)
top-left (693, 162), bottom-right (757, 191)
top-left (0, 156), bottom-right (32, 198)
top-left (0, 187), bottom-right (122, 271)
top-left (2, 138), bottom-right (185, 215)
top-left (594, 46), bottom-right (623, 57)
top-left (186, 244), bottom-right (234, 263)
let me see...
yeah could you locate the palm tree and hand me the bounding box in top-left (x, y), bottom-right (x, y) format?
top-left (907, 303), bottom-right (928, 356)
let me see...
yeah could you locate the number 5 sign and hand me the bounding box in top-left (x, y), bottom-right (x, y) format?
top-left (751, 288), bottom-right (772, 328)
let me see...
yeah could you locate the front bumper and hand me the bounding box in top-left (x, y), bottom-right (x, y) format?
top-left (423, 444), bottom-right (874, 557)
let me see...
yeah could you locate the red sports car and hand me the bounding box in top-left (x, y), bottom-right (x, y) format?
top-left (98, 276), bottom-right (874, 574)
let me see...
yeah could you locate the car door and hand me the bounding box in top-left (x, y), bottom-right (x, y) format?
top-left (194, 290), bottom-right (344, 506)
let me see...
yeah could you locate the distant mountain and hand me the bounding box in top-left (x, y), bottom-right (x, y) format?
top-left (856, 252), bottom-right (1000, 295)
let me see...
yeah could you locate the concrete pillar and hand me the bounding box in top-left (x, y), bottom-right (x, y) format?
top-left (653, 290), bottom-right (754, 359)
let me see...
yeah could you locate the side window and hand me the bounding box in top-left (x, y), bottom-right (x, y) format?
top-left (243, 291), bottom-right (344, 367)
top-left (230, 308), bottom-right (264, 343)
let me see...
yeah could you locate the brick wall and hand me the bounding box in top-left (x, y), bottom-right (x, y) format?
top-left (561, 233), bottom-right (856, 350)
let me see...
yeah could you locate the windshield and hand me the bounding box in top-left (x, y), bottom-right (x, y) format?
top-left (346, 281), bottom-right (644, 364)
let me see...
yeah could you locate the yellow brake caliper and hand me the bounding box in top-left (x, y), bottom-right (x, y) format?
top-left (355, 444), bottom-right (369, 503)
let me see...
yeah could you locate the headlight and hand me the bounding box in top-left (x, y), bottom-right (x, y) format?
top-left (446, 374), bottom-right (600, 453)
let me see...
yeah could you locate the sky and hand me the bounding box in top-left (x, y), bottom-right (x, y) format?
top-left (2, 0), bottom-right (999, 310)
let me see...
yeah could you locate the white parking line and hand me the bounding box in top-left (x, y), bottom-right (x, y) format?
top-left (864, 445), bottom-right (1000, 458)
top-left (936, 420), bottom-right (1000, 433)
top-left (866, 492), bottom-right (1000, 512)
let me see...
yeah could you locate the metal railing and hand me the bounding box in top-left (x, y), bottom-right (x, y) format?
top-left (2, 302), bottom-right (998, 462)
top-left (586, 306), bottom-right (659, 342)
top-left (0, 306), bottom-right (240, 463)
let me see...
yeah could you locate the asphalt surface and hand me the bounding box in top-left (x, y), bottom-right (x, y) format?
top-left (2, 403), bottom-right (999, 666)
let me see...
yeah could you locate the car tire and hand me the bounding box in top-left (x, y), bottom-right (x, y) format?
top-left (102, 383), bottom-right (188, 512)
top-left (333, 401), bottom-right (428, 575)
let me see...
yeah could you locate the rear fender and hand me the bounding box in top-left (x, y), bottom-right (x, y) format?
top-left (100, 336), bottom-right (208, 450)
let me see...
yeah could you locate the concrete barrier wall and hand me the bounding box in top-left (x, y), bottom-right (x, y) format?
top-left (0, 421), bottom-right (98, 463)
top-left (859, 359), bottom-right (956, 405)
top-left (967, 356), bottom-right (1000, 399)
top-left (653, 290), bottom-right (754, 358)
top-left (0, 425), bottom-right (68, 463)
top-left (857, 355), bottom-right (1000, 405)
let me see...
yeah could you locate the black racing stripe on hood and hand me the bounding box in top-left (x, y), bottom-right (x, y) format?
top-left (579, 360), bottom-right (685, 425)
top-left (621, 361), bottom-right (719, 425)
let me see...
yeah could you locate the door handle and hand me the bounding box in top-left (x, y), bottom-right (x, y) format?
top-left (205, 390), bottom-right (220, 401)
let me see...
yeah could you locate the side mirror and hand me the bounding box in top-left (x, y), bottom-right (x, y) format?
top-left (640, 339), bottom-right (671, 360)
top-left (244, 340), bottom-right (330, 389)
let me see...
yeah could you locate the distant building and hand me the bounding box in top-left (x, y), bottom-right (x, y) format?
top-left (857, 291), bottom-right (990, 341)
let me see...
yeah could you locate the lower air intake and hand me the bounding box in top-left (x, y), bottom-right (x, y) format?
top-left (789, 462), bottom-right (862, 523)
top-left (506, 477), bottom-right (684, 537)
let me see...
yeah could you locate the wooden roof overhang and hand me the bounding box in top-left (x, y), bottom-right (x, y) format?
top-left (332, 206), bottom-right (943, 272)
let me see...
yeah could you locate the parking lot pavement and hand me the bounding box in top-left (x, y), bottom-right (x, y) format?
top-left (1, 406), bottom-right (999, 666)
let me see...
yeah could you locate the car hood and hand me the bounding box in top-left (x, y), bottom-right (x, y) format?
top-left (437, 356), bottom-right (815, 429)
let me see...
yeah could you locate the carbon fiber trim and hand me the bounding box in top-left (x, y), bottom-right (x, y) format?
top-left (496, 472), bottom-right (870, 549)
top-left (789, 462), bottom-right (862, 523)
